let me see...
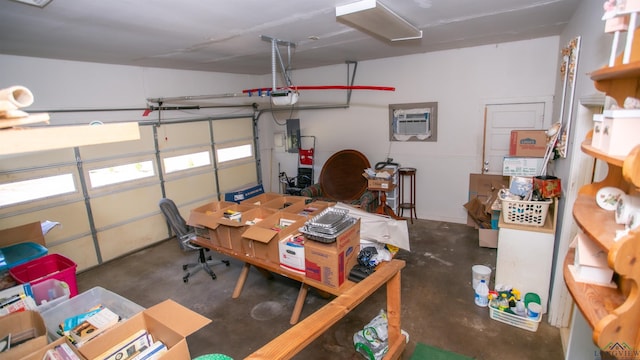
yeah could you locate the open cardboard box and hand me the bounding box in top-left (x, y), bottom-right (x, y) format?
top-left (241, 213), bottom-right (307, 263)
top-left (20, 337), bottom-right (84, 360)
top-left (0, 310), bottom-right (48, 360)
top-left (206, 207), bottom-right (278, 252)
top-left (0, 222), bottom-right (46, 247)
top-left (186, 200), bottom-right (237, 230)
top-left (190, 204), bottom-right (262, 250)
top-left (260, 195), bottom-right (309, 211)
top-left (77, 299), bottom-right (211, 360)
top-left (187, 202), bottom-right (255, 230)
top-left (280, 200), bottom-right (334, 218)
top-left (239, 192), bottom-right (282, 206)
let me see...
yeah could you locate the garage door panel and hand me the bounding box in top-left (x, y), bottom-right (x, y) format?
top-left (98, 217), bottom-right (167, 262)
top-left (48, 236), bottom-right (98, 272)
top-left (80, 126), bottom-right (155, 159)
top-left (218, 163), bottom-right (257, 193)
top-left (91, 185), bottom-right (162, 228)
top-left (164, 172), bottom-right (217, 204)
top-left (157, 122), bottom-right (210, 150)
top-left (212, 118), bottom-right (253, 142)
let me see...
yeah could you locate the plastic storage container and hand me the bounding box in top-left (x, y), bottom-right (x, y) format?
top-left (0, 242), bottom-right (48, 272)
top-left (31, 278), bottom-right (71, 313)
top-left (40, 286), bottom-right (145, 340)
top-left (9, 253), bottom-right (78, 297)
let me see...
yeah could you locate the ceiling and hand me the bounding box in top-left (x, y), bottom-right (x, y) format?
top-left (0, 0), bottom-right (581, 76)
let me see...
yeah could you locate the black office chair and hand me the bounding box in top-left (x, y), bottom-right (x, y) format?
top-left (158, 198), bottom-right (230, 283)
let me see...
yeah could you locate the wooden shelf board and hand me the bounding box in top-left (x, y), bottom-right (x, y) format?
top-left (581, 140), bottom-right (625, 168)
top-left (572, 195), bottom-right (625, 251)
top-left (563, 248), bottom-right (626, 330)
top-left (590, 61), bottom-right (640, 81)
top-left (0, 122), bottom-right (140, 156)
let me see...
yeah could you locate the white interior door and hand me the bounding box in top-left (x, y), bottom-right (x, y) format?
top-left (483, 102), bottom-right (546, 174)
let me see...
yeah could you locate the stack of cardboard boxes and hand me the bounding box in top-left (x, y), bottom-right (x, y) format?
top-left (187, 193), bottom-right (361, 291)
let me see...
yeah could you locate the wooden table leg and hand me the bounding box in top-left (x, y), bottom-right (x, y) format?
top-left (290, 283), bottom-right (310, 325)
top-left (233, 263), bottom-right (251, 299)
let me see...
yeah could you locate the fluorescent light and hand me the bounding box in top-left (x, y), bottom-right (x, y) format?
top-left (336, 0), bottom-right (422, 42)
top-left (10, 0), bottom-right (53, 8)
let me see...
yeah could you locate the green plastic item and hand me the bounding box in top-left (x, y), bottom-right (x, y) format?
top-left (193, 354), bottom-right (233, 360)
top-left (524, 292), bottom-right (541, 307)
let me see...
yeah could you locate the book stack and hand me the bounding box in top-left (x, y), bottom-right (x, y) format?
top-left (223, 210), bottom-right (241, 222)
top-left (0, 284), bottom-right (37, 317)
top-left (43, 343), bottom-right (82, 360)
top-left (95, 329), bottom-right (166, 360)
top-left (61, 306), bottom-right (120, 347)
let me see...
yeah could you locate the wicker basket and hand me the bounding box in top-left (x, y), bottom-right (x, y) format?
top-left (489, 307), bottom-right (541, 332)
top-left (501, 198), bottom-right (552, 226)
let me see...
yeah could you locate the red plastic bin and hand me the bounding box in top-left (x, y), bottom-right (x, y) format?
top-left (9, 253), bottom-right (78, 297)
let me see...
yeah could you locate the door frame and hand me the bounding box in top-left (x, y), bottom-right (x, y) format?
top-left (480, 96), bottom-right (554, 174)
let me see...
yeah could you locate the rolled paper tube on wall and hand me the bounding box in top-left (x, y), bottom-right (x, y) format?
top-left (0, 86), bottom-right (34, 112)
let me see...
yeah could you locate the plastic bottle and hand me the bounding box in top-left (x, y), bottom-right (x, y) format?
top-left (498, 293), bottom-right (509, 311)
top-left (474, 279), bottom-right (489, 307)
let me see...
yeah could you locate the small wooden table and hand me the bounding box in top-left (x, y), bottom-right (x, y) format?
top-left (369, 184), bottom-right (403, 220)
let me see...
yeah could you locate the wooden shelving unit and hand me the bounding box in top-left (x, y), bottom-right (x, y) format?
top-left (564, 31), bottom-right (640, 355)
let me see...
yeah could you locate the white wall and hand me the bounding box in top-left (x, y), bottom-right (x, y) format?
top-left (0, 54), bottom-right (260, 124)
top-left (267, 37), bottom-right (560, 223)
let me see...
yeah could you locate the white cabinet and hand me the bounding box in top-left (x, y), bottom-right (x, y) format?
top-left (495, 199), bottom-right (558, 313)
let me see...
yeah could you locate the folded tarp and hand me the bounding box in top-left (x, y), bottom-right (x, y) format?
top-left (334, 202), bottom-right (410, 252)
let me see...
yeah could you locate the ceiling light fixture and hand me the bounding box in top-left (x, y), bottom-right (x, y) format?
top-left (336, 0), bottom-right (422, 42)
top-left (10, 0), bottom-right (53, 8)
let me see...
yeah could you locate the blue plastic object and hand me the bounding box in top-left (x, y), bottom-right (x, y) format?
top-left (0, 242), bottom-right (48, 272)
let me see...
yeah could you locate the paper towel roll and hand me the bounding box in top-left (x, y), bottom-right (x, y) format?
top-left (0, 86), bottom-right (34, 112)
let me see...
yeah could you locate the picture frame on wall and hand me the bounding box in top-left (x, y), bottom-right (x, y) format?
top-left (389, 102), bottom-right (438, 142)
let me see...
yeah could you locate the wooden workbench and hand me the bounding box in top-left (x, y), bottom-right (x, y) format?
top-left (192, 237), bottom-right (354, 324)
top-left (246, 258), bottom-right (406, 360)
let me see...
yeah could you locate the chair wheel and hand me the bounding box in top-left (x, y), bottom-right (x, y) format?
top-left (223, 260), bottom-right (230, 266)
top-left (211, 274), bottom-right (217, 280)
top-left (183, 264), bottom-right (188, 270)
top-left (183, 275), bottom-right (189, 283)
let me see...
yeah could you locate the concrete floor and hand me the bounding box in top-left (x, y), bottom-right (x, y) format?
top-left (75, 219), bottom-right (565, 359)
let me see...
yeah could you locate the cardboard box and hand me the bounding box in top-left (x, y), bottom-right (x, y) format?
top-left (239, 192), bottom-right (282, 206)
top-left (509, 130), bottom-right (548, 157)
top-left (304, 219), bottom-right (361, 290)
top-left (77, 299), bottom-right (211, 360)
top-left (479, 228), bottom-right (498, 248)
top-left (0, 222), bottom-right (45, 247)
top-left (20, 337), bottom-right (84, 360)
top-left (502, 157), bottom-right (544, 177)
top-left (260, 195), bottom-right (309, 211)
top-left (281, 200), bottom-right (334, 218)
top-left (214, 207), bottom-right (279, 251)
top-left (241, 213), bottom-right (307, 263)
top-left (362, 172), bottom-right (394, 190)
top-left (193, 204), bottom-right (264, 250)
top-left (186, 200), bottom-right (237, 229)
top-left (467, 174), bottom-right (510, 227)
top-left (0, 310), bottom-right (48, 360)
top-left (20, 337), bottom-right (85, 360)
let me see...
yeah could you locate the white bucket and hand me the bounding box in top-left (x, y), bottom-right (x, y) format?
top-left (472, 265), bottom-right (491, 290)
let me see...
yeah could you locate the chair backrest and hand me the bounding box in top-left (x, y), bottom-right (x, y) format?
top-left (158, 198), bottom-right (192, 241)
